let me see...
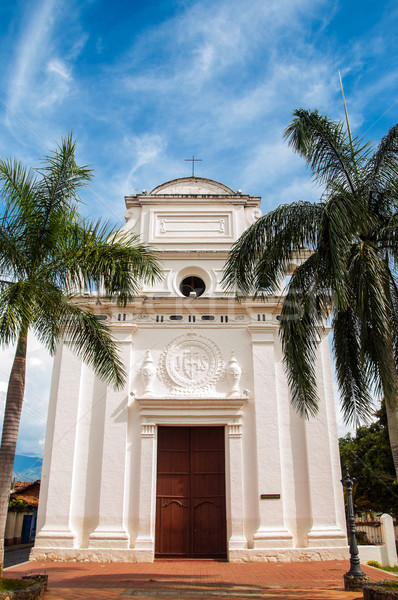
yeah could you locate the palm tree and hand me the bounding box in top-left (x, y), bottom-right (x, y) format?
top-left (0, 135), bottom-right (161, 575)
top-left (223, 109), bottom-right (398, 476)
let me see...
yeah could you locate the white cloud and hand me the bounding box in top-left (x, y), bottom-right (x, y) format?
top-left (0, 334), bottom-right (52, 457)
top-left (7, 0), bottom-right (58, 112)
top-left (28, 356), bottom-right (45, 368)
top-left (47, 58), bottom-right (72, 81)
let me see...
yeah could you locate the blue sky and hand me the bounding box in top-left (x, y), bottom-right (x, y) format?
top-left (0, 0), bottom-right (397, 460)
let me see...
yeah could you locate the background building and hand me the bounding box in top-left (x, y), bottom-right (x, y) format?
top-left (5, 480), bottom-right (40, 547)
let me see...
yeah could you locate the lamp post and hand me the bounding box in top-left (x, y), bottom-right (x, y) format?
top-left (341, 466), bottom-right (369, 591)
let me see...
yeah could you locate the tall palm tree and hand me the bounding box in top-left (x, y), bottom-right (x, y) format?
top-left (0, 135), bottom-right (161, 574)
top-left (223, 109), bottom-right (398, 475)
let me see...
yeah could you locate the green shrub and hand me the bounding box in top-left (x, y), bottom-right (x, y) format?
top-left (366, 561), bottom-right (398, 572)
top-left (8, 498), bottom-right (29, 512)
top-left (367, 560), bottom-right (382, 568)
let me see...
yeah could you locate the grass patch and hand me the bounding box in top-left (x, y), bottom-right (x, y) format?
top-left (0, 578), bottom-right (30, 591)
top-left (367, 561), bottom-right (398, 572)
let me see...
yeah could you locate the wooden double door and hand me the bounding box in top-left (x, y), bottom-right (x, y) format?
top-left (155, 426), bottom-right (227, 558)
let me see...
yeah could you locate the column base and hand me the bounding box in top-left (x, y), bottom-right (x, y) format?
top-left (253, 528), bottom-right (293, 549)
top-left (228, 535), bottom-right (247, 551)
top-left (134, 536), bottom-right (155, 552)
top-left (306, 526), bottom-right (347, 548)
top-left (35, 528), bottom-right (77, 549)
top-left (88, 529), bottom-right (130, 549)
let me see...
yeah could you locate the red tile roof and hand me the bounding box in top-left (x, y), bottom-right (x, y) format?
top-left (10, 481), bottom-right (40, 507)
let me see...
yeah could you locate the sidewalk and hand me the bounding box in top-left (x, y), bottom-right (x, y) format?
top-left (4, 559), bottom-right (396, 600)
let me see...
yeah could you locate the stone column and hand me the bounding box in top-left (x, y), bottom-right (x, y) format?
top-left (35, 342), bottom-right (82, 548)
top-left (226, 423), bottom-right (247, 554)
top-left (248, 325), bottom-right (293, 549)
top-left (134, 423), bottom-right (157, 560)
top-left (88, 325), bottom-right (135, 549)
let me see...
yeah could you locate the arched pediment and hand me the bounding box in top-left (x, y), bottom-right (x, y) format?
top-left (150, 177), bottom-right (235, 196)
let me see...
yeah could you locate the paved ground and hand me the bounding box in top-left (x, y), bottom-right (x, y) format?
top-left (4, 545), bottom-right (32, 568)
top-left (4, 559), bottom-right (397, 600)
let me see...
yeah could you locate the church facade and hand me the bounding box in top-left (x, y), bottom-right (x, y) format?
top-left (33, 177), bottom-right (348, 562)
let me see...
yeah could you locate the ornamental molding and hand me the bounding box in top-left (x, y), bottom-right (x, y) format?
top-left (141, 424), bottom-right (156, 437)
top-left (228, 424), bottom-right (242, 438)
top-left (158, 332), bottom-right (224, 397)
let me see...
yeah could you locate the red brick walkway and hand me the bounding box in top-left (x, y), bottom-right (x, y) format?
top-left (4, 559), bottom-right (396, 600)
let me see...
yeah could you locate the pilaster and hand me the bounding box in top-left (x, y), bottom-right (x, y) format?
top-left (35, 343), bottom-right (82, 548)
top-left (226, 423), bottom-right (247, 551)
top-left (248, 325), bottom-right (293, 548)
top-left (88, 325), bottom-right (136, 549)
top-left (133, 423), bottom-right (157, 556)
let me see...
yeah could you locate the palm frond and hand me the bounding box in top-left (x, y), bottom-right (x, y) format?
top-left (388, 271), bottom-right (398, 374)
top-left (0, 282), bottom-right (34, 345)
top-left (31, 289), bottom-right (126, 388)
top-left (0, 159), bottom-right (38, 228)
top-left (365, 123), bottom-right (398, 208)
top-left (34, 133), bottom-right (92, 241)
top-left (316, 185), bottom-right (370, 308)
top-left (284, 109), bottom-right (369, 194)
top-left (44, 219), bottom-right (162, 303)
top-left (279, 252), bottom-right (328, 418)
top-left (332, 308), bottom-right (374, 425)
top-left (222, 201), bottom-right (323, 295)
top-left (0, 219), bottom-right (28, 278)
top-left (59, 301), bottom-right (126, 389)
top-left (28, 281), bottom-right (65, 354)
top-left (376, 214), bottom-right (398, 270)
top-left (348, 240), bottom-right (398, 403)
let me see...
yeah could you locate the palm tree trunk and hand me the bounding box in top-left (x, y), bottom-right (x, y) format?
top-left (386, 400), bottom-right (398, 480)
top-left (0, 329), bottom-right (27, 577)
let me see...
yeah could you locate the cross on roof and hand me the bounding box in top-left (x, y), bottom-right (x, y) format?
top-left (184, 155), bottom-right (202, 177)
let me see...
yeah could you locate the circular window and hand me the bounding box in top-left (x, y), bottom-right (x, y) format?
top-left (179, 276), bottom-right (206, 297)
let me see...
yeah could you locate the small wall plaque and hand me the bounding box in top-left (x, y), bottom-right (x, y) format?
top-left (260, 493), bottom-right (281, 500)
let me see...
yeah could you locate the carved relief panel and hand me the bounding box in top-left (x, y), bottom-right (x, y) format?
top-left (158, 333), bottom-right (225, 396)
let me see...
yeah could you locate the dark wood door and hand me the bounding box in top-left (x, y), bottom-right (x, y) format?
top-left (155, 426), bottom-right (227, 558)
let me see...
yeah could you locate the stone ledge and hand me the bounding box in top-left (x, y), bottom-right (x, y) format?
top-left (228, 547), bottom-right (349, 562)
top-left (0, 578), bottom-right (46, 600)
top-left (364, 580), bottom-right (398, 599)
top-left (30, 548), bottom-right (153, 563)
top-left (344, 573), bottom-right (370, 591)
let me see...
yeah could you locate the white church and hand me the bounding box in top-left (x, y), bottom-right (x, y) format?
top-left (32, 176), bottom-right (348, 562)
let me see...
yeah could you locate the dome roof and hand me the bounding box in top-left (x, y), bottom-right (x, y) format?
top-left (150, 177), bottom-right (235, 196)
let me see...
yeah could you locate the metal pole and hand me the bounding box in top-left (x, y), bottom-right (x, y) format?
top-left (341, 466), bottom-right (369, 590)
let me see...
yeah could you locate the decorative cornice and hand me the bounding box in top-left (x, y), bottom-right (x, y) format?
top-left (135, 397), bottom-right (247, 410)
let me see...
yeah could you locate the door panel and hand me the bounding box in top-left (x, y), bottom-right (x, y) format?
top-left (155, 427), bottom-right (190, 557)
top-left (193, 500), bottom-right (224, 556)
top-left (155, 426), bottom-right (226, 558)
